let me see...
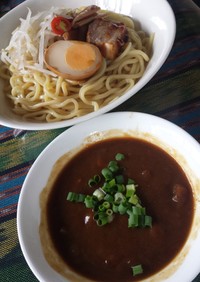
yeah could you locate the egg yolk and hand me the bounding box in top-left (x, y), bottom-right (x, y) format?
top-left (65, 43), bottom-right (96, 70)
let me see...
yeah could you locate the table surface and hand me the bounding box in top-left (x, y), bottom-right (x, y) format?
top-left (0, 0), bottom-right (200, 281)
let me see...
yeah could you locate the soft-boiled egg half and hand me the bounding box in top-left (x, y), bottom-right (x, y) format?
top-left (44, 40), bottom-right (103, 80)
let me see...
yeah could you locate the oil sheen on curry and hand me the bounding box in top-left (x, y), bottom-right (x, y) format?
top-left (41, 136), bottom-right (194, 281)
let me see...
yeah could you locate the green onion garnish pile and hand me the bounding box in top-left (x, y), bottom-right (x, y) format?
top-left (66, 153), bottom-right (152, 229)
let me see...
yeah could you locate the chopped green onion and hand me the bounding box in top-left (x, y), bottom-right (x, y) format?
top-left (132, 206), bottom-right (142, 215)
top-left (102, 182), bottom-right (110, 192)
top-left (129, 194), bottom-right (139, 205)
top-left (88, 174), bottom-right (101, 187)
top-left (66, 192), bottom-right (86, 202)
top-left (88, 178), bottom-right (96, 187)
top-left (112, 203), bottom-right (119, 213)
top-left (132, 264), bottom-right (143, 276)
top-left (127, 178), bottom-right (134, 184)
top-left (96, 212), bottom-right (106, 219)
top-left (108, 178), bottom-right (116, 188)
top-left (115, 174), bottom-right (124, 184)
top-left (141, 207), bottom-right (146, 215)
top-left (115, 153), bottom-right (125, 161)
top-left (117, 184), bottom-right (125, 192)
top-left (77, 193), bottom-right (86, 202)
top-left (98, 204), bottom-right (106, 212)
top-left (138, 214), bottom-right (145, 227)
top-left (107, 214), bottom-right (114, 223)
top-left (103, 201), bottom-right (110, 209)
top-left (106, 208), bottom-right (113, 216)
top-left (145, 215), bottom-right (152, 227)
top-left (108, 160), bottom-right (119, 172)
top-left (126, 184), bottom-right (136, 198)
top-left (109, 185), bottom-right (118, 195)
top-left (118, 203), bottom-right (127, 215)
top-left (101, 167), bottom-right (113, 180)
top-left (128, 213), bottom-right (139, 227)
top-left (97, 216), bottom-right (109, 226)
top-left (93, 188), bottom-right (105, 201)
top-left (104, 194), bottom-right (114, 203)
top-left (94, 212), bottom-right (110, 221)
top-left (66, 192), bottom-right (76, 201)
top-left (94, 174), bottom-right (101, 183)
top-left (84, 195), bottom-right (96, 208)
top-left (114, 192), bottom-right (126, 204)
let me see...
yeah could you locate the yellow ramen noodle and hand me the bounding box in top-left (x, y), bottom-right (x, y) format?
top-left (0, 8), bottom-right (153, 122)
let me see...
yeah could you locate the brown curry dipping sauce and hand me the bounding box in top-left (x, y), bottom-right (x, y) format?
top-left (43, 136), bottom-right (194, 282)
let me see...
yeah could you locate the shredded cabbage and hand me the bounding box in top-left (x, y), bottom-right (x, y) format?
top-left (0, 7), bottom-right (70, 76)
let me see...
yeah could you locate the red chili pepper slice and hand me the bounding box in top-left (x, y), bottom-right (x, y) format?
top-left (51, 16), bottom-right (72, 35)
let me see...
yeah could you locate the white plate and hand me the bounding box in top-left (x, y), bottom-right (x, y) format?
top-left (17, 112), bottom-right (200, 282)
top-left (0, 0), bottom-right (176, 130)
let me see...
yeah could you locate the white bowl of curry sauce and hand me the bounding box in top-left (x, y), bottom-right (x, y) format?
top-left (17, 112), bottom-right (200, 282)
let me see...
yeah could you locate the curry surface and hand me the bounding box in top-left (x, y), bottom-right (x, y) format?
top-left (47, 137), bottom-right (194, 281)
